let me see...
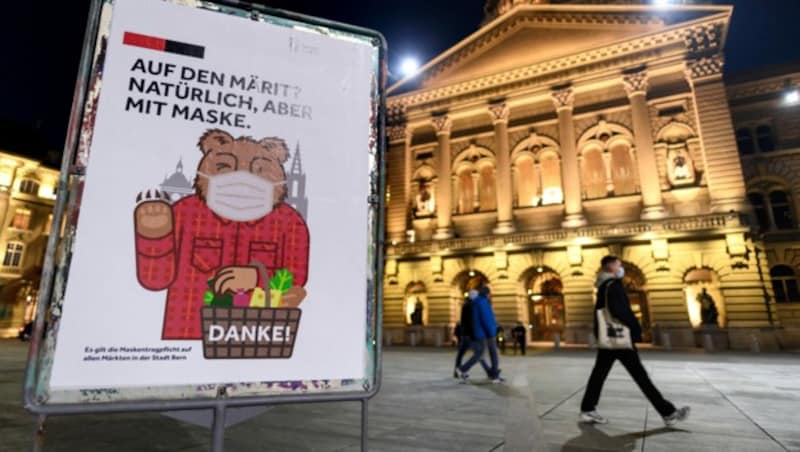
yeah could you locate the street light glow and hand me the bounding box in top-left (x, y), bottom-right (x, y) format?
top-left (785, 89), bottom-right (800, 105)
top-left (400, 57), bottom-right (420, 77)
top-left (653, 0), bottom-right (673, 6)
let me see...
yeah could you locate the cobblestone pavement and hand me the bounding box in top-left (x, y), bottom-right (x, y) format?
top-left (1, 340), bottom-right (799, 451)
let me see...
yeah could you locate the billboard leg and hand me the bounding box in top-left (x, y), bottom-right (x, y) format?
top-left (211, 405), bottom-right (226, 452)
top-left (360, 399), bottom-right (368, 452)
top-left (31, 414), bottom-right (47, 452)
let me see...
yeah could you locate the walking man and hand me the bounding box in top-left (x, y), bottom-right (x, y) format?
top-left (579, 255), bottom-right (690, 427)
top-left (454, 297), bottom-right (490, 378)
top-left (455, 284), bottom-right (503, 383)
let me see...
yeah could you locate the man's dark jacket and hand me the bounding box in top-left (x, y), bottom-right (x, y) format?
top-left (594, 274), bottom-right (643, 343)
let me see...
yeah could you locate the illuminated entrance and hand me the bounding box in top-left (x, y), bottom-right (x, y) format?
top-left (524, 267), bottom-right (564, 341)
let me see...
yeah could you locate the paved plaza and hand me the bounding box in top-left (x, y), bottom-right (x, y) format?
top-left (1, 340), bottom-right (799, 451)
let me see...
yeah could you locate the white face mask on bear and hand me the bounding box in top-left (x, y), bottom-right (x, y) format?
top-left (198, 171), bottom-right (282, 222)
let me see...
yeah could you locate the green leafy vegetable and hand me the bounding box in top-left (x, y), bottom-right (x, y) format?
top-left (269, 269), bottom-right (294, 293)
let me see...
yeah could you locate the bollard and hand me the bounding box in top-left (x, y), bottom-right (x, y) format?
top-left (434, 331), bottom-right (443, 348)
top-left (703, 333), bottom-right (714, 352)
top-left (661, 331), bottom-right (672, 352)
top-left (553, 333), bottom-right (561, 350)
top-left (385, 331), bottom-right (392, 347)
top-left (409, 332), bottom-right (417, 347)
top-left (750, 334), bottom-right (760, 353)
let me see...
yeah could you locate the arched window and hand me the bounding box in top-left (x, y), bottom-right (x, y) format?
top-left (748, 193), bottom-right (770, 231)
top-left (771, 265), bottom-right (800, 303)
top-left (582, 148), bottom-right (607, 199)
top-left (770, 191), bottom-right (794, 229)
top-left (578, 121), bottom-right (636, 199)
top-left (478, 165), bottom-right (497, 212)
top-left (511, 134), bottom-right (563, 208)
top-left (610, 141), bottom-right (637, 195)
top-left (19, 179), bottom-right (40, 195)
top-left (540, 152), bottom-right (563, 205)
top-left (755, 125), bottom-right (775, 152)
top-left (457, 169), bottom-right (474, 214)
top-left (3, 241), bottom-right (24, 267)
top-left (452, 145), bottom-right (495, 214)
top-left (515, 156), bottom-right (538, 207)
top-left (736, 128), bottom-right (755, 155)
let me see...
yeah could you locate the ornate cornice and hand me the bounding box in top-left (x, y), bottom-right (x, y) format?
top-left (682, 22), bottom-right (723, 56)
top-left (685, 55), bottom-right (724, 84)
top-left (431, 115), bottom-right (453, 136)
top-left (387, 124), bottom-right (409, 143)
top-left (387, 103), bottom-right (407, 126)
top-left (622, 70), bottom-right (648, 97)
top-left (727, 73), bottom-right (800, 101)
top-left (551, 87), bottom-right (574, 111)
top-left (388, 18), bottom-right (728, 112)
top-left (387, 212), bottom-right (746, 257)
top-left (487, 102), bottom-right (510, 124)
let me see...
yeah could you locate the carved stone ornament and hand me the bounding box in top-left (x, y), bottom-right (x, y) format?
top-left (622, 70), bottom-right (649, 97)
top-left (685, 55), bottom-right (725, 82)
top-left (488, 102), bottom-right (510, 124)
top-left (387, 124), bottom-right (408, 143)
top-left (431, 115), bottom-right (453, 135)
top-left (551, 87), bottom-right (575, 111)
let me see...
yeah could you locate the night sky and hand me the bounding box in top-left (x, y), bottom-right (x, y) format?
top-left (1, 0), bottom-right (798, 161)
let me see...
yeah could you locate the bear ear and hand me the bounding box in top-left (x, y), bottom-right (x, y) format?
top-left (259, 137), bottom-right (289, 164)
top-left (198, 129), bottom-right (234, 154)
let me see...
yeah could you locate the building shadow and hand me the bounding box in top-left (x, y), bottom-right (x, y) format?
top-left (561, 423), bottom-right (687, 452)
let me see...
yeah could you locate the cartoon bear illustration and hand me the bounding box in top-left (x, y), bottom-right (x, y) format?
top-left (134, 129), bottom-right (309, 340)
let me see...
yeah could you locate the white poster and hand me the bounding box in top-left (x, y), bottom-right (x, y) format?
top-left (49, 0), bottom-right (376, 390)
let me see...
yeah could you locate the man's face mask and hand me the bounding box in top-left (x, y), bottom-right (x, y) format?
top-left (199, 171), bottom-right (284, 221)
top-left (615, 266), bottom-right (625, 279)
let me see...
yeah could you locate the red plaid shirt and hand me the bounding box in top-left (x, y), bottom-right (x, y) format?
top-left (135, 196), bottom-right (309, 339)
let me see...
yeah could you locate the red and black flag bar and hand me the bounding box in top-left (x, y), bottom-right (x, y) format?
top-left (123, 32), bottom-right (204, 59)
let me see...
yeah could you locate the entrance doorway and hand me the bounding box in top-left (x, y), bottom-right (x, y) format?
top-left (525, 267), bottom-right (565, 341)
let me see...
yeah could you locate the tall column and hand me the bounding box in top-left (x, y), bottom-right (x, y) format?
top-left (387, 124), bottom-right (411, 243)
top-left (488, 102), bottom-right (515, 233)
top-left (622, 70), bottom-right (667, 220)
top-left (402, 126), bottom-right (414, 233)
top-left (432, 115), bottom-right (454, 239)
top-left (685, 55), bottom-right (748, 213)
top-left (552, 87), bottom-right (586, 228)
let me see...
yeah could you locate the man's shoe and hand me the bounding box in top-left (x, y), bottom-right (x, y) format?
top-left (579, 410), bottom-right (609, 424)
top-left (663, 406), bottom-right (690, 427)
top-left (491, 376), bottom-right (506, 384)
top-left (455, 368), bottom-right (469, 384)
top-left (453, 368), bottom-right (458, 379)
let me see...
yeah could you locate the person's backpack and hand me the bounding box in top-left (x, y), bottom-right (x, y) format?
top-left (460, 299), bottom-right (475, 339)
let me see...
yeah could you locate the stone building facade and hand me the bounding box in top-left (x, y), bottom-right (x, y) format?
top-left (383, 0), bottom-right (800, 350)
top-left (0, 151), bottom-right (59, 338)
top-left (729, 67), bottom-right (800, 343)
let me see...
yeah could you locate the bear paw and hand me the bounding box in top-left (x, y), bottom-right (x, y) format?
top-left (134, 189), bottom-right (174, 239)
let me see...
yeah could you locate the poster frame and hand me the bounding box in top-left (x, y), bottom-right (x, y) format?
top-left (22, 0), bottom-right (387, 439)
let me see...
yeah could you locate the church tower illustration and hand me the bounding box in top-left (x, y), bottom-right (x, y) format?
top-left (286, 142), bottom-right (308, 219)
top-left (159, 158), bottom-right (193, 202)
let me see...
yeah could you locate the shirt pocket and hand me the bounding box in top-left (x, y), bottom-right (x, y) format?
top-left (191, 237), bottom-right (223, 273)
top-left (249, 241), bottom-right (278, 271)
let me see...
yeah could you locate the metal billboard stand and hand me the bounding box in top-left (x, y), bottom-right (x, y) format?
top-left (23, 1), bottom-right (387, 450)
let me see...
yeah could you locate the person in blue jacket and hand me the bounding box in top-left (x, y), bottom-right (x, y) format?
top-left (455, 284), bottom-right (504, 383)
